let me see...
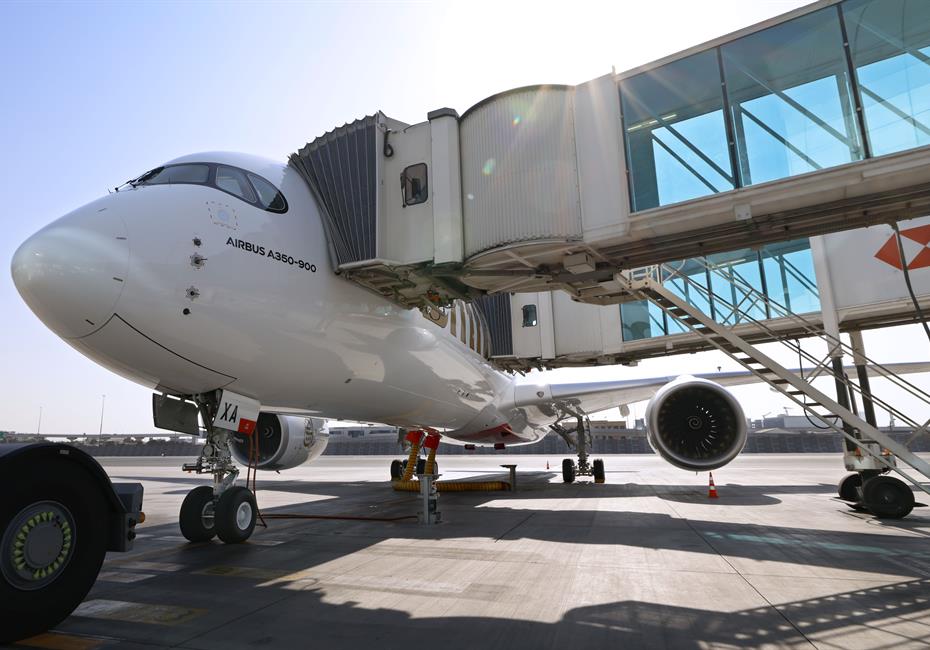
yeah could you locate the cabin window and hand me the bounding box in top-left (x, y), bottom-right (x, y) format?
top-left (248, 173), bottom-right (288, 213)
top-left (216, 166), bottom-right (257, 203)
top-left (401, 163), bottom-right (428, 206)
top-left (522, 304), bottom-right (538, 327)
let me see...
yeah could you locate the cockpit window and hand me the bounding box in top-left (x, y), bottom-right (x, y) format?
top-left (248, 173), bottom-right (287, 212)
top-left (216, 166), bottom-right (256, 203)
top-left (130, 162), bottom-right (287, 213)
top-left (137, 164), bottom-right (209, 185)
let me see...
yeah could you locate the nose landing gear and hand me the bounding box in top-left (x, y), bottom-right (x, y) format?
top-left (179, 393), bottom-right (259, 544)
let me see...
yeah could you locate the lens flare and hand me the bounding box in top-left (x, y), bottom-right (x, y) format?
top-left (512, 115), bottom-right (521, 126)
top-left (482, 159), bottom-right (496, 176)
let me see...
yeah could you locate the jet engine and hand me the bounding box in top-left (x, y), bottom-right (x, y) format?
top-left (229, 413), bottom-right (329, 470)
top-left (644, 376), bottom-right (747, 471)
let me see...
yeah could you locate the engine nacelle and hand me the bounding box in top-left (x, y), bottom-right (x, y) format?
top-left (644, 376), bottom-right (747, 471)
top-left (229, 413), bottom-right (329, 471)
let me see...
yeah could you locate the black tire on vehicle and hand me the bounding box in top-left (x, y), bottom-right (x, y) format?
top-left (562, 459), bottom-right (576, 484)
top-left (179, 486), bottom-right (216, 542)
top-left (0, 458), bottom-right (109, 645)
top-left (837, 473), bottom-right (862, 502)
top-left (416, 458), bottom-right (426, 475)
top-left (863, 475), bottom-right (915, 519)
top-left (390, 459), bottom-right (403, 480)
top-left (592, 459), bottom-right (606, 484)
top-left (215, 486), bottom-right (258, 544)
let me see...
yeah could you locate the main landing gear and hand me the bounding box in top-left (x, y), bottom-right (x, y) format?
top-left (390, 430), bottom-right (439, 481)
top-left (553, 414), bottom-right (605, 484)
top-left (838, 470), bottom-right (915, 519)
top-left (180, 394), bottom-right (258, 544)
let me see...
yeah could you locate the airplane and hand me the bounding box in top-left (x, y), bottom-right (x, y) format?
top-left (7, 150), bottom-right (930, 642)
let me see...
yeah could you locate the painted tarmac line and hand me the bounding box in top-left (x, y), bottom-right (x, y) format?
top-left (109, 561), bottom-right (187, 572)
top-left (73, 599), bottom-right (206, 626)
top-left (15, 632), bottom-right (109, 650)
top-left (96, 570), bottom-right (157, 583)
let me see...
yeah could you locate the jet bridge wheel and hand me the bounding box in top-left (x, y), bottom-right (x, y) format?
top-left (215, 486), bottom-right (257, 544)
top-left (837, 473), bottom-right (862, 502)
top-left (562, 459), bottom-right (576, 484)
top-left (0, 459), bottom-right (108, 645)
top-left (862, 476), bottom-right (915, 519)
top-left (179, 486), bottom-right (216, 542)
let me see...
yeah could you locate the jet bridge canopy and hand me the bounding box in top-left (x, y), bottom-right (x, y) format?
top-left (292, 0), bottom-right (930, 312)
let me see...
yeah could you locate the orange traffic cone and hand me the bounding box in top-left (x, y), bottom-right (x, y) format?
top-left (708, 472), bottom-right (719, 499)
top-left (546, 461), bottom-right (550, 470)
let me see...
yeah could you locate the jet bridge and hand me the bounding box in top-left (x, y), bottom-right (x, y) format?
top-left (291, 0), bottom-right (930, 312)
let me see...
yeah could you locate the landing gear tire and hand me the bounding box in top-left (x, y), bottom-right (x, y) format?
top-left (179, 486), bottom-right (216, 542)
top-left (837, 473), bottom-right (862, 502)
top-left (592, 459), bottom-right (605, 484)
top-left (863, 475), bottom-right (914, 519)
top-left (416, 458), bottom-right (426, 475)
top-left (0, 459), bottom-right (108, 645)
top-left (215, 486), bottom-right (257, 544)
top-left (390, 460), bottom-right (403, 480)
top-left (562, 459), bottom-right (576, 484)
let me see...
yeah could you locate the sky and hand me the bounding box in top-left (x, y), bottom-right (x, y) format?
top-left (4, 0), bottom-right (926, 436)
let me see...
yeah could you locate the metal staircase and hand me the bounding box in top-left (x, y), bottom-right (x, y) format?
top-left (618, 261), bottom-right (930, 504)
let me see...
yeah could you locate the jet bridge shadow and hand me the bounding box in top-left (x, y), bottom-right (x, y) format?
top-left (112, 483), bottom-right (930, 580)
top-left (189, 577), bottom-right (930, 650)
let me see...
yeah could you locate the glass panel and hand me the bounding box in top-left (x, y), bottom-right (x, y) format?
top-left (522, 304), bottom-right (537, 327)
top-left (248, 173), bottom-right (287, 212)
top-left (722, 8), bottom-right (863, 186)
top-left (137, 164), bottom-right (209, 186)
top-left (402, 163), bottom-right (429, 206)
top-left (844, 0), bottom-right (930, 157)
top-left (620, 300), bottom-right (666, 342)
top-left (621, 50), bottom-right (734, 211)
top-left (706, 249), bottom-right (767, 324)
top-left (663, 259), bottom-right (713, 334)
top-left (216, 166), bottom-right (257, 203)
top-left (760, 239), bottom-right (820, 315)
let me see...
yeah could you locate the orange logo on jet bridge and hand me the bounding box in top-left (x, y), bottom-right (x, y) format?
top-left (874, 225), bottom-right (930, 271)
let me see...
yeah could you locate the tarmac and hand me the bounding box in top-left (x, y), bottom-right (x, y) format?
top-left (7, 454), bottom-right (930, 649)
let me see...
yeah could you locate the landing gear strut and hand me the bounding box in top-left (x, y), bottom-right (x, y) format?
top-left (553, 414), bottom-right (605, 484)
top-left (180, 393), bottom-right (257, 543)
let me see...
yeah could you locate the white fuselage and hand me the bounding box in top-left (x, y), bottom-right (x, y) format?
top-left (12, 153), bottom-right (554, 445)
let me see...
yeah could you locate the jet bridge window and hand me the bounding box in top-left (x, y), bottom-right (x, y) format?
top-left (401, 163), bottom-right (428, 206)
top-left (522, 304), bottom-right (538, 327)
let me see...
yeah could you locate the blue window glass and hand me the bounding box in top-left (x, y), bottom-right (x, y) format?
top-left (663, 260), bottom-right (713, 334)
top-left (843, 0), bottom-right (930, 157)
top-left (722, 8), bottom-right (863, 186)
top-left (621, 50), bottom-right (734, 211)
top-left (705, 249), bottom-right (767, 325)
top-left (620, 300), bottom-right (667, 342)
top-left (760, 240), bottom-right (820, 316)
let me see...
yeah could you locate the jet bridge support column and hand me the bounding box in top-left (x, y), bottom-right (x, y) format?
top-left (850, 330), bottom-right (878, 428)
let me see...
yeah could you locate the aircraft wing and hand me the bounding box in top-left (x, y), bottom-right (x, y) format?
top-left (534, 361), bottom-right (930, 416)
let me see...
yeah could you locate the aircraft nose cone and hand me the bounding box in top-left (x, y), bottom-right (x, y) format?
top-left (12, 206), bottom-right (129, 338)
